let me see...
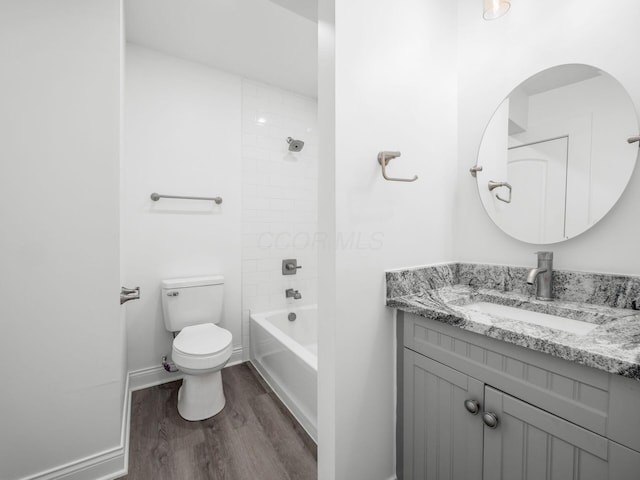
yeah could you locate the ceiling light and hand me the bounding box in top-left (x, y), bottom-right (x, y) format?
top-left (483, 0), bottom-right (510, 20)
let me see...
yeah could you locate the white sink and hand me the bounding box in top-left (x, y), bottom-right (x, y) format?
top-left (464, 302), bottom-right (599, 336)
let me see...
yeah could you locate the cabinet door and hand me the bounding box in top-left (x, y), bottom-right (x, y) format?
top-left (403, 349), bottom-right (484, 480)
top-left (483, 386), bottom-right (640, 480)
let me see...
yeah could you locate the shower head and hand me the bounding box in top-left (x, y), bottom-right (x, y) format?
top-left (287, 137), bottom-right (304, 152)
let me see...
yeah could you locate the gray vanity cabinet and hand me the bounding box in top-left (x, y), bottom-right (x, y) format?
top-left (403, 349), bottom-right (483, 480)
top-left (483, 386), bottom-right (640, 480)
top-left (398, 312), bottom-right (640, 480)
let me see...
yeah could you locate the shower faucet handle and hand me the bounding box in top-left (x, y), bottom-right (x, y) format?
top-left (282, 259), bottom-right (302, 275)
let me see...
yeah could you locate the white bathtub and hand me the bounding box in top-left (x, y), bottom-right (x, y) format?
top-left (250, 305), bottom-right (317, 441)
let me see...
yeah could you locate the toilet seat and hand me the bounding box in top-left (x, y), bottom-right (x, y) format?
top-left (172, 323), bottom-right (232, 372)
top-left (174, 323), bottom-right (232, 355)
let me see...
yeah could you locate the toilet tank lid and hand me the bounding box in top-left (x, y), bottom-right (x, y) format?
top-left (162, 275), bottom-right (224, 289)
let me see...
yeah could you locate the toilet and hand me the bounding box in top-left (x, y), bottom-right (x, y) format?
top-left (161, 275), bottom-right (232, 421)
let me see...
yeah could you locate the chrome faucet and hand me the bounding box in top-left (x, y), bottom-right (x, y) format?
top-left (526, 251), bottom-right (553, 301)
top-left (285, 288), bottom-right (302, 300)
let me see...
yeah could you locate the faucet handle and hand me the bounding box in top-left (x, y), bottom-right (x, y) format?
top-left (282, 259), bottom-right (302, 275)
top-left (534, 251), bottom-right (553, 260)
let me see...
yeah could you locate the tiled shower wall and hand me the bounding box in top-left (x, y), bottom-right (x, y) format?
top-left (241, 79), bottom-right (318, 358)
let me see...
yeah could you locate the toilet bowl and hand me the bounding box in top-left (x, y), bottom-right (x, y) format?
top-left (161, 275), bottom-right (233, 421)
top-left (172, 323), bottom-right (232, 420)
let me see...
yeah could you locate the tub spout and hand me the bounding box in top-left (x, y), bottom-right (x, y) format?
top-left (286, 288), bottom-right (302, 300)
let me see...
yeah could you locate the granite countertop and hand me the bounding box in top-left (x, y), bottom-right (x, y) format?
top-left (386, 263), bottom-right (640, 380)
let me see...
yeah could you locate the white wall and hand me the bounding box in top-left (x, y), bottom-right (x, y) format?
top-left (124, 45), bottom-right (318, 374)
top-left (318, 0), bottom-right (459, 478)
top-left (241, 79), bottom-right (318, 357)
top-left (123, 45), bottom-right (243, 372)
top-left (455, 0), bottom-right (640, 275)
top-left (0, 1), bottom-right (124, 479)
top-left (317, 1), bottom-right (336, 477)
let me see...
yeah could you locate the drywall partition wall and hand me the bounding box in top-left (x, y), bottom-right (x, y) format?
top-left (123, 45), bottom-right (243, 376)
top-left (318, 0), bottom-right (459, 478)
top-left (0, 1), bottom-right (124, 479)
top-left (241, 79), bottom-right (318, 356)
top-left (317, 0), bottom-right (336, 477)
top-left (455, 0), bottom-right (640, 275)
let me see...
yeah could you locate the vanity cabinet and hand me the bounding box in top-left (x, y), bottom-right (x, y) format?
top-left (403, 349), bottom-right (483, 480)
top-left (399, 312), bottom-right (640, 480)
top-left (482, 385), bottom-right (640, 479)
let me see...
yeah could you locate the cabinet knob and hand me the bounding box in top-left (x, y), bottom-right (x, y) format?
top-left (482, 412), bottom-right (499, 429)
top-left (464, 399), bottom-right (480, 415)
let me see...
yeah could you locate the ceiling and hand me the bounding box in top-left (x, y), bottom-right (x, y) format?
top-left (520, 64), bottom-right (601, 96)
top-left (268, 0), bottom-right (317, 22)
top-left (125, 0), bottom-right (318, 97)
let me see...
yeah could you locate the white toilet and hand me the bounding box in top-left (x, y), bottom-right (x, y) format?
top-left (161, 275), bottom-right (233, 421)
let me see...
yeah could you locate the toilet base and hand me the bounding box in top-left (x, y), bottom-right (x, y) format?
top-left (177, 370), bottom-right (226, 421)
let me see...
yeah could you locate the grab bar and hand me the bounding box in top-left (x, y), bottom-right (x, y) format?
top-left (150, 192), bottom-right (223, 205)
top-left (378, 151), bottom-right (418, 182)
top-left (488, 180), bottom-right (512, 204)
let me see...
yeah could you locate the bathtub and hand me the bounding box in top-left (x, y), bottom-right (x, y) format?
top-left (250, 305), bottom-right (317, 442)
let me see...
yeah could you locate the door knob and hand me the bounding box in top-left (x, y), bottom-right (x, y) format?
top-left (464, 399), bottom-right (480, 415)
top-left (482, 412), bottom-right (499, 429)
top-left (120, 286), bottom-right (140, 305)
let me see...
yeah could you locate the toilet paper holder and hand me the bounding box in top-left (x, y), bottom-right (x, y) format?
top-left (378, 151), bottom-right (418, 182)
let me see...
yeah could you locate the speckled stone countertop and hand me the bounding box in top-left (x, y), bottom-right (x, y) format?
top-left (386, 263), bottom-right (640, 380)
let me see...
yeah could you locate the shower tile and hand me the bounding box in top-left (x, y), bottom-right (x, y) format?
top-left (241, 79), bottom-right (318, 329)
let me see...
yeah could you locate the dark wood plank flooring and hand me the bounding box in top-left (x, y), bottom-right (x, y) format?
top-left (120, 362), bottom-right (317, 480)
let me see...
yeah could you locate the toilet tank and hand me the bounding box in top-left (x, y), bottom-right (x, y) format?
top-left (161, 275), bottom-right (224, 332)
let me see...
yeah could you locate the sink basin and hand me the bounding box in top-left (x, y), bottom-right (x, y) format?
top-left (463, 302), bottom-right (599, 336)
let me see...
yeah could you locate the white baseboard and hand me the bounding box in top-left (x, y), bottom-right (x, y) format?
top-left (18, 348), bottom-right (246, 480)
top-left (129, 346), bottom-right (243, 391)
top-left (19, 376), bottom-right (131, 480)
top-left (21, 449), bottom-right (125, 480)
top-left (227, 346), bottom-right (244, 367)
top-left (129, 364), bottom-right (184, 392)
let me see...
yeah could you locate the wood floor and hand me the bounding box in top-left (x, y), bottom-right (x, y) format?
top-left (120, 362), bottom-right (317, 480)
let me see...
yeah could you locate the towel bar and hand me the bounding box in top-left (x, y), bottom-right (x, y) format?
top-left (150, 192), bottom-right (223, 204)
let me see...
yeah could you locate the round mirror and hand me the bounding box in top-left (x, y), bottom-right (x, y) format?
top-left (476, 64), bottom-right (638, 244)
